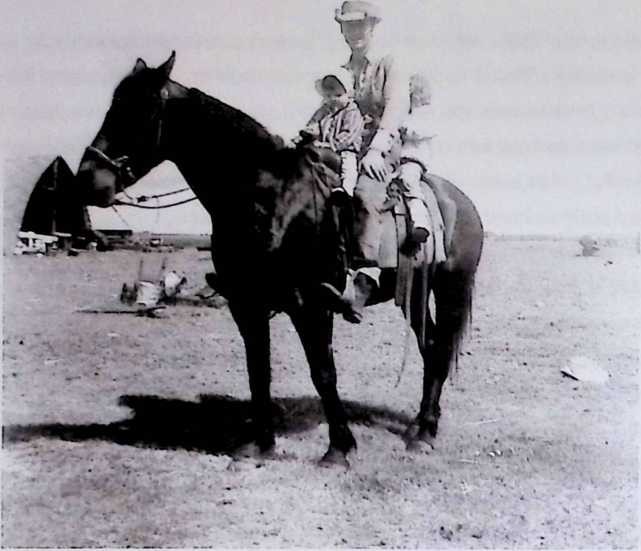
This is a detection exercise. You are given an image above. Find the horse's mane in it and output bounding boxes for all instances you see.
[187,87,285,154]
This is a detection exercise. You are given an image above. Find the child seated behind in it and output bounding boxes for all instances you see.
[301,68,364,196]
[399,71,449,261]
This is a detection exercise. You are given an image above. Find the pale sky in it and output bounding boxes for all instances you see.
[2,0,640,235]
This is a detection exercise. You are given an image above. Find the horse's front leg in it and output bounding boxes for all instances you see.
[227,300,275,456]
[290,303,356,467]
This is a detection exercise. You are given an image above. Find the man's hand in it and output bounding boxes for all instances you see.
[361,149,388,182]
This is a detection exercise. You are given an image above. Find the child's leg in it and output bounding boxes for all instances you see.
[339,151,358,196]
[400,162,432,243]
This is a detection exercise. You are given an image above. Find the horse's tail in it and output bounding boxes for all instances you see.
[431,175,482,375]
[452,270,476,373]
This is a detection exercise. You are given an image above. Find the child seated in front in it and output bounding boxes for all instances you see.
[300,68,364,197]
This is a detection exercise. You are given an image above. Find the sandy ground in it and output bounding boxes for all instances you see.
[2,238,639,548]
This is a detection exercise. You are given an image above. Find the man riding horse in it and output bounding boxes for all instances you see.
[322,1,438,324]
[75,4,482,464]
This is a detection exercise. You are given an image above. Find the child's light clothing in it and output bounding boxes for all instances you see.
[399,102,447,261]
[400,104,436,197]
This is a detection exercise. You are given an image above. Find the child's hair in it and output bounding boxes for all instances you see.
[315,67,354,98]
[410,72,431,108]
[320,75,347,96]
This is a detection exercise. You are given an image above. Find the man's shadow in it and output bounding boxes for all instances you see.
[4,395,413,455]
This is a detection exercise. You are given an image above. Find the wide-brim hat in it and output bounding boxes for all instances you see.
[335,1,382,23]
[315,67,355,96]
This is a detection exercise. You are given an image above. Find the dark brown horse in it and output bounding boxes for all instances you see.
[76,52,483,466]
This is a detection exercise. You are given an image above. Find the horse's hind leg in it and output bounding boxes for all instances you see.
[405,268,473,451]
[290,304,356,466]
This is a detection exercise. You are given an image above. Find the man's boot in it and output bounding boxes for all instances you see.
[320,268,378,324]
[342,269,377,323]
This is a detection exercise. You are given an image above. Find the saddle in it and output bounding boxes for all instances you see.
[378,177,453,264]
[308,147,456,305]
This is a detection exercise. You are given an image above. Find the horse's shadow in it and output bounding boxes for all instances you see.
[4,395,413,455]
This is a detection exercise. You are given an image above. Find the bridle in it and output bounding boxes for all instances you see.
[82,88,169,195]
[83,146,136,195]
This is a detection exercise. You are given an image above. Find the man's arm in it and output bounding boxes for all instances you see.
[369,54,410,152]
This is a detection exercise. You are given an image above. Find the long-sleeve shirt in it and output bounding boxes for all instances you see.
[342,42,409,154]
[305,100,364,153]
[400,104,436,171]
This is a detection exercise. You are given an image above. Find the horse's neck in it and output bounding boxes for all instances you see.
[163,89,277,212]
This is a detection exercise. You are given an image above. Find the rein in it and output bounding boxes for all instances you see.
[85,145,197,209]
[114,195,198,209]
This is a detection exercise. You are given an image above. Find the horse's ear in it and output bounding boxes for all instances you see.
[158,50,176,80]
[132,58,147,74]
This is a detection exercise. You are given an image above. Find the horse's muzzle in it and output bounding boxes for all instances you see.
[76,166,117,207]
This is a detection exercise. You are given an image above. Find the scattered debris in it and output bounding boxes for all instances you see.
[82,258,227,316]
[579,235,599,256]
[439,526,454,541]
[561,356,609,383]
[463,418,500,426]
[14,231,58,255]
[53,231,72,251]
[76,304,166,316]
[135,280,164,308]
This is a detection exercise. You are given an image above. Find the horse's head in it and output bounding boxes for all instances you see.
[77,52,177,207]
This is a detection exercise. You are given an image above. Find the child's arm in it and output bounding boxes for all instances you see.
[331,107,364,152]
[306,104,330,127]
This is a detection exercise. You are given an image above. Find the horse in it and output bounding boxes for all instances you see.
[76,52,483,466]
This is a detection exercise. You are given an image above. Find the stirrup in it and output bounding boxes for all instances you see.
[319,282,363,324]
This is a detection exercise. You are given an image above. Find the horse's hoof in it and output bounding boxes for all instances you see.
[403,423,420,443]
[232,441,275,460]
[319,447,350,469]
[405,427,436,453]
[405,437,435,453]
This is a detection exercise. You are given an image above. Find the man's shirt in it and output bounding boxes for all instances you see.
[342,42,409,152]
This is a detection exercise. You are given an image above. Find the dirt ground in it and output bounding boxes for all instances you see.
[2,238,639,548]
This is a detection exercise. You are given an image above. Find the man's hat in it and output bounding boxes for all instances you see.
[335,1,382,23]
